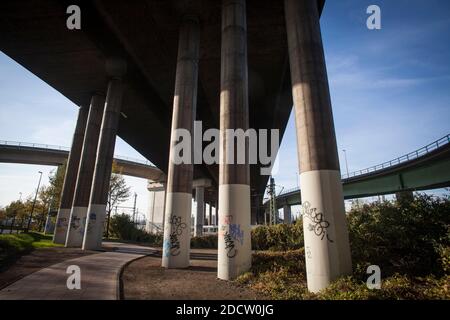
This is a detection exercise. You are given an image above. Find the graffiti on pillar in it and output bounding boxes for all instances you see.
[223,215,233,225]
[85,213,95,233]
[221,215,242,258]
[78,216,87,235]
[229,223,244,245]
[224,231,237,258]
[167,215,186,256]
[301,201,333,243]
[56,218,67,232]
[306,246,312,260]
[71,216,81,230]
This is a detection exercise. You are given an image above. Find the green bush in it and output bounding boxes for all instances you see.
[348,194,450,279]
[251,220,304,251]
[238,194,450,299]
[191,235,217,249]
[240,252,450,300]
[437,245,450,274]
[108,214,163,246]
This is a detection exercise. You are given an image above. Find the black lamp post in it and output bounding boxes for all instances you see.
[26,171,43,232]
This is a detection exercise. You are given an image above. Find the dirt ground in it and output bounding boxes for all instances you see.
[0,247,97,290]
[121,252,266,300]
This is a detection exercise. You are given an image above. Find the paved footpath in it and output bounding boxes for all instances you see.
[0,243,154,300]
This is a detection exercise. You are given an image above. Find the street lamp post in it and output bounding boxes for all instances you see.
[132,192,137,223]
[26,171,43,232]
[342,149,349,177]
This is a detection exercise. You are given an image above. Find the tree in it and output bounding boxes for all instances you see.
[39,162,66,209]
[3,199,28,230]
[0,207,6,222]
[105,162,131,237]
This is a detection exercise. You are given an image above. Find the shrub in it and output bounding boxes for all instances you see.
[348,194,450,279]
[190,235,217,249]
[108,214,163,246]
[239,194,450,300]
[251,220,304,251]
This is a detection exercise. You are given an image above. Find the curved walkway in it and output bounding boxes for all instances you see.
[0,243,153,300]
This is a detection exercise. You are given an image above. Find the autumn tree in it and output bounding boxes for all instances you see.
[105,162,131,237]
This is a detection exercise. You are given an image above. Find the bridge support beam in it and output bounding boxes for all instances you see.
[194,186,205,236]
[218,0,252,281]
[285,0,352,292]
[66,94,105,247]
[283,204,292,224]
[53,105,89,244]
[162,17,200,268]
[82,63,126,250]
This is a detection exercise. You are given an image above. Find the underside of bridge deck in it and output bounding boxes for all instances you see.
[0,0,324,202]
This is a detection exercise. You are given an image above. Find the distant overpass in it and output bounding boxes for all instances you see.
[272,134,450,208]
[0,140,165,181]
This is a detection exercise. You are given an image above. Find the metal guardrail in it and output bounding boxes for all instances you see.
[0,140,70,151]
[278,133,450,197]
[0,139,156,167]
[341,133,450,179]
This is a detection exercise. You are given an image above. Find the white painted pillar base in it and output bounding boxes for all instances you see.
[65,206,88,247]
[82,204,107,250]
[53,208,70,244]
[162,192,192,268]
[218,184,251,280]
[300,170,352,293]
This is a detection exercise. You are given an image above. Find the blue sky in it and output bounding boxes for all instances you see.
[1,0,450,218]
[273,0,450,204]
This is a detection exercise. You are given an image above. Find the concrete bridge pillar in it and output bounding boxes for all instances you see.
[283,204,292,224]
[53,105,89,244]
[218,0,252,281]
[147,181,166,234]
[44,212,56,235]
[82,60,126,250]
[284,0,352,292]
[162,17,200,268]
[194,186,205,236]
[213,199,218,226]
[396,190,414,204]
[65,94,105,247]
[209,202,212,226]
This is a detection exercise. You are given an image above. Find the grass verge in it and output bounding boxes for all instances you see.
[0,232,61,270]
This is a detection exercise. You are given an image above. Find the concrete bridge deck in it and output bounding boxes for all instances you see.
[272,134,450,208]
[0,140,165,181]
